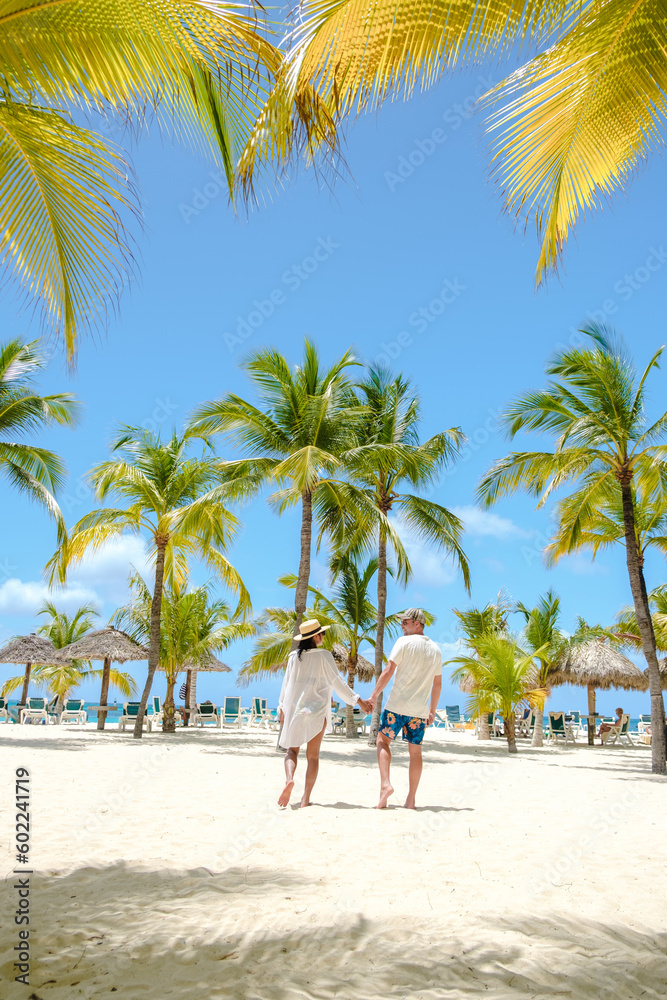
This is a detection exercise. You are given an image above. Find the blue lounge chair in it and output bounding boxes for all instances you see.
[60,699,88,725]
[548,711,576,744]
[192,702,221,727]
[118,702,152,732]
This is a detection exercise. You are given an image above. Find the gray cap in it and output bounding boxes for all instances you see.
[400,608,426,625]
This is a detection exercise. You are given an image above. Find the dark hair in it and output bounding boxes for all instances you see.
[297,636,318,659]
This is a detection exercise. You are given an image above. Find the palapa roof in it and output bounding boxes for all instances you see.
[0,634,71,665]
[331,643,375,683]
[160,653,231,674]
[58,627,148,663]
[550,639,648,691]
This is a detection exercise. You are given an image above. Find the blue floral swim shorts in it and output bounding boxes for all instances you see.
[379,709,427,745]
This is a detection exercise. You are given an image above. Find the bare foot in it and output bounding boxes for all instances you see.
[377,783,394,809]
[404,798,416,810]
[300,798,311,808]
[278,780,294,807]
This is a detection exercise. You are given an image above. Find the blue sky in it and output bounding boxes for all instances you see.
[2,65,666,716]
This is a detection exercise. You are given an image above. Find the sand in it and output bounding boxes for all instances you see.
[1,724,666,999]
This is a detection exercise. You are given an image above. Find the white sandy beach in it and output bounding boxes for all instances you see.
[1,725,666,999]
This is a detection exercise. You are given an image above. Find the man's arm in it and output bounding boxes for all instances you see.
[369,661,397,705]
[428,675,442,726]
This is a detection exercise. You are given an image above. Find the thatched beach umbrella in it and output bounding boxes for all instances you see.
[58,628,148,730]
[550,639,648,744]
[0,634,71,706]
[331,643,375,683]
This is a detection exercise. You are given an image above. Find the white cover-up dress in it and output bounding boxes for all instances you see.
[277,647,360,749]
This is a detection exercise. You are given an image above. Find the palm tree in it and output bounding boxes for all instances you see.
[0,338,79,533]
[189,341,364,642]
[324,368,470,742]
[1,601,134,708]
[46,425,250,738]
[242,3,660,283]
[449,634,545,753]
[478,326,667,773]
[617,586,667,655]
[514,590,569,747]
[450,595,511,740]
[112,574,253,732]
[0,1,324,358]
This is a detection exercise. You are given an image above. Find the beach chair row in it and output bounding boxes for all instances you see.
[0,696,87,725]
[118,696,280,731]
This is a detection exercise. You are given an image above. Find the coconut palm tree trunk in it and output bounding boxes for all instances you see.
[345,658,357,739]
[133,537,167,739]
[163,672,177,733]
[531,706,545,747]
[97,656,111,731]
[369,527,387,745]
[619,478,666,773]
[477,713,491,740]
[587,684,596,746]
[504,714,518,753]
[20,663,31,708]
[292,490,313,648]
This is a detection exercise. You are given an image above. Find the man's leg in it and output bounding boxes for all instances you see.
[377,732,394,808]
[405,742,423,809]
[301,722,327,807]
[278,747,299,806]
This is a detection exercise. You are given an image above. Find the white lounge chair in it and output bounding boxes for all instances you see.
[60,699,88,725]
[21,698,49,725]
[516,708,534,738]
[444,705,466,731]
[638,714,651,734]
[220,697,248,729]
[602,713,634,746]
[547,711,576,744]
[151,696,181,728]
[191,702,221,727]
[118,702,152,732]
[0,697,10,723]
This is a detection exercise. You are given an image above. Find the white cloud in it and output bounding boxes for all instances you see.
[0,578,99,616]
[438,640,464,658]
[69,535,152,602]
[452,505,531,541]
[400,530,458,588]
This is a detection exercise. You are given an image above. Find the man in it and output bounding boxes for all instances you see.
[368,608,442,809]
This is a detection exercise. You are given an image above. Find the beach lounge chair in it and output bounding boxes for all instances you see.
[220,697,248,729]
[191,702,221,727]
[602,713,634,746]
[444,705,466,732]
[60,699,88,725]
[565,710,583,738]
[0,697,10,723]
[247,697,268,727]
[638,714,652,734]
[151,696,181,728]
[21,698,49,725]
[118,702,152,732]
[547,711,576,744]
[516,709,533,738]
[475,712,496,737]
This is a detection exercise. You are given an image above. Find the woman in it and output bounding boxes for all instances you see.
[277,619,371,807]
[598,707,623,743]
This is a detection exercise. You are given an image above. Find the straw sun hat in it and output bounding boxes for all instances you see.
[294,619,330,642]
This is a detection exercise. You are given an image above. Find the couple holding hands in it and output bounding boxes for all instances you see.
[277,608,442,809]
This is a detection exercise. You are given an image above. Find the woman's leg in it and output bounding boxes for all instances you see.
[301,721,327,807]
[278,747,299,806]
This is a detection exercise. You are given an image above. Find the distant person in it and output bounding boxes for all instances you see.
[368,608,442,809]
[277,619,371,808]
[598,707,623,743]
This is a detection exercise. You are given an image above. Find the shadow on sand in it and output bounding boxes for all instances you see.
[1,864,665,999]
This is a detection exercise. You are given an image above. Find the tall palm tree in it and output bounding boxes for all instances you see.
[329,368,470,742]
[478,326,667,774]
[617,586,667,655]
[449,634,545,753]
[514,590,569,747]
[112,574,253,732]
[0,1,328,358]
[1,601,134,708]
[0,338,79,533]
[46,425,250,738]
[242,2,661,283]
[189,341,364,642]
[450,595,511,740]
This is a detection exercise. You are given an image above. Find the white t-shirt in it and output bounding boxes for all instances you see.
[385,634,442,718]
